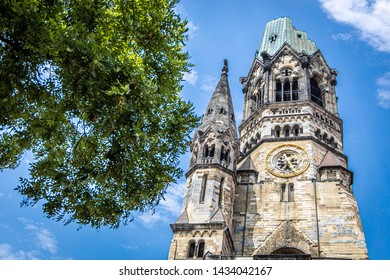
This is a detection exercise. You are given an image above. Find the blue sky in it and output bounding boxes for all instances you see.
[1,0,390,260]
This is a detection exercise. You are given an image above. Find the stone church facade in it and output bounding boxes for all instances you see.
[168,17,368,260]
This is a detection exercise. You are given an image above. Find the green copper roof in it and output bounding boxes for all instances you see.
[258,17,317,58]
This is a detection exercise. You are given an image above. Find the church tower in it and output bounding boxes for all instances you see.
[168,60,239,259]
[168,17,368,260]
[235,17,367,259]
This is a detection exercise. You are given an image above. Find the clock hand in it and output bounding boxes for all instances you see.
[284,154,297,172]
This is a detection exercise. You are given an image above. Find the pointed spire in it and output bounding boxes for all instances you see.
[199,59,237,139]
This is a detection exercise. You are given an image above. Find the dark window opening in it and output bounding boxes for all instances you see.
[197,241,205,258]
[293,125,300,137]
[283,82,291,101]
[199,174,207,203]
[269,33,277,42]
[218,178,224,207]
[284,126,290,137]
[310,79,323,107]
[275,126,281,138]
[204,144,215,158]
[220,147,229,163]
[292,80,299,100]
[188,241,196,258]
[276,81,282,102]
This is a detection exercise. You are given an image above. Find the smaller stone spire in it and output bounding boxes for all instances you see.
[199,59,237,139]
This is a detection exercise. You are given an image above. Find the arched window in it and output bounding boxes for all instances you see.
[204,144,215,158]
[197,241,205,258]
[323,133,328,144]
[293,125,300,137]
[310,78,323,107]
[283,125,290,137]
[188,241,196,258]
[274,126,281,138]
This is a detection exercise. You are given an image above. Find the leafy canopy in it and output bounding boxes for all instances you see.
[0,0,198,228]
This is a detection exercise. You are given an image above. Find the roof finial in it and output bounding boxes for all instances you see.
[222,59,228,74]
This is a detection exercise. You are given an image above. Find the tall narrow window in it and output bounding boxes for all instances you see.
[283,81,291,101]
[284,126,290,137]
[275,126,281,138]
[276,81,282,102]
[288,183,294,202]
[292,80,299,100]
[310,78,323,107]
[281,184,287,202]
[197,241,205,258]
[188,241,196,258]
[281,183,294,202]
[218,178,224,207]
[293,125,300,137]
[258,90,264,107]
[199,174,207,203]
[220,146,229,163]
[204,144,215,158]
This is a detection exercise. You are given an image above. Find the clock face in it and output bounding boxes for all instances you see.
[265,144,310,178]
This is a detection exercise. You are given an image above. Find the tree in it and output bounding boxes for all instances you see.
[0,0,198,228]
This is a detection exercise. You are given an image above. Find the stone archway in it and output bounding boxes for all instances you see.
[253,247,311,260]
[252,221,319,258]
[271,247,305,255]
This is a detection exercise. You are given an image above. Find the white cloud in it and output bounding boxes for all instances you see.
[138,212,164,228]
[19,218,58,255]
[0,243,38,260]
[332,32,354,41]
[159,183,185,216]
[137,182,185,227]
[377,72,390,108]
[174,3,199,39]
[201,75,218,93]
[183,69,198,85]
[319,0,390,52]
[24,224,58,254]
